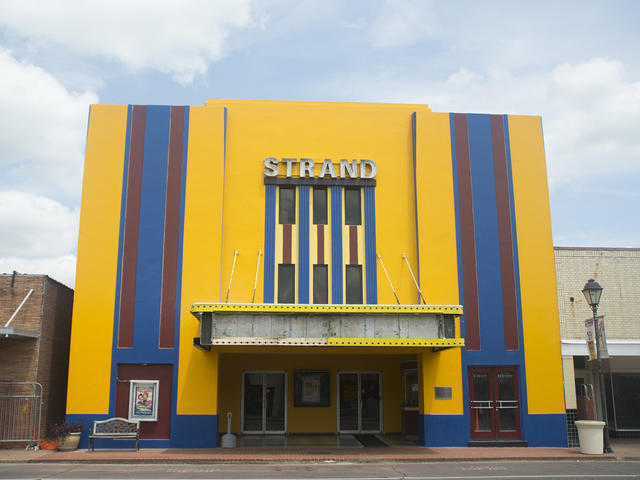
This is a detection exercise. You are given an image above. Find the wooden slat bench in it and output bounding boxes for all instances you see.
[88,417,140,451]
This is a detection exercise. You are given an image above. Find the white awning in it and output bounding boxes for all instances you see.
[561,338,640,356]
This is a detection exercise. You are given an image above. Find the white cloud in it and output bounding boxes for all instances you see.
[0,0,258,84]
[544,58,640,189]
[0,191,78,288]
[369,0,436,48]
[0,256,77,290]
[0,49,97,200]
[0,191,79,258]
[313,58,640,193]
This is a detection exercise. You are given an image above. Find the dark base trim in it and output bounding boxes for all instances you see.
[468,440,528,447]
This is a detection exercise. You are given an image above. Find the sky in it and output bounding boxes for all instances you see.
[0,0,638,289]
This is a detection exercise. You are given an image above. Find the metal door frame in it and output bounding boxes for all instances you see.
[468,366,521,440]
[336,371,383,434]
[241,371,287,435]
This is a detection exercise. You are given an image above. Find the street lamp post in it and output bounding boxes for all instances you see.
[582,278,613,453]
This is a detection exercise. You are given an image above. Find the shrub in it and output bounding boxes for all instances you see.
[49,421,84,438]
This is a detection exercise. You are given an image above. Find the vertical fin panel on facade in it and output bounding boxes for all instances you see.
[177,105,225,414]
[331,186,343,303]
[219,105,269,304]
[118,105,146,348]
[452,114,480,350]
[507,115,565,414]
[414,111,462,415]
[415,111,460,306]
[159,106,186,348]
[490,115,519,351]
[467,114,505,355]
[502,114,525,357]
[67,105,128,413]
[173,107,190,351]
[132,106,171,351]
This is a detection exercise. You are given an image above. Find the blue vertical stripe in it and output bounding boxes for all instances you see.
[364,186,377,304]
[298,186,310,303]
[467,114,504,355]
[411,112,421,286]
[451,114,529,447]
[132,106,171,351]
[109,105,178,417]
[331,186,343,304]
[263,185,276,303]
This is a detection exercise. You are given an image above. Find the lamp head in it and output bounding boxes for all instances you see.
[582,278,603,308]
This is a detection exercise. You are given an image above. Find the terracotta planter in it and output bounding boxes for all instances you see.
[57,432,81,451]
[40,438,58,450]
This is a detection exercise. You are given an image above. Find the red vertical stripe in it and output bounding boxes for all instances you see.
[118,105,146,348]
[159,106,184,349]
[349,225,358,265]
[317,224,324,264]
[491,115,519,350]
[283,224,292,264]
[455,114,481,351]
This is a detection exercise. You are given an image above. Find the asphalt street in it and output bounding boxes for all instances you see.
[0,460,639,480]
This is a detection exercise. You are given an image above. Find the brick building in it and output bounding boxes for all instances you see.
[0,273,74,440]
[555,247,640,438]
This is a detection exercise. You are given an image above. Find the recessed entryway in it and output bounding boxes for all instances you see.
[469,366,521,441]
[337,371,382,433]
[242,371,287,434]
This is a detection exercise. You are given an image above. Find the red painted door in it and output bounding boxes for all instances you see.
[115,364,172,439]
[469,367,520,440]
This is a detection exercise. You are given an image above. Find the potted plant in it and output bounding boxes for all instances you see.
[49,421,84,451]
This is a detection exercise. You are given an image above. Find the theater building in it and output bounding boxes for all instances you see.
[66,99,566,447]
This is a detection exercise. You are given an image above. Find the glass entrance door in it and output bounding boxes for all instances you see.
[242,372,286,434]
[338,372,381,433]
[469,367,521,440]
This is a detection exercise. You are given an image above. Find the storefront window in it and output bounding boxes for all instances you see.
[612,373,640,430]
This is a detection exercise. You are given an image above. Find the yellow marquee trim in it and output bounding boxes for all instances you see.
[200,337,464,347]
[191,302,463,315]
[328,338,465,347]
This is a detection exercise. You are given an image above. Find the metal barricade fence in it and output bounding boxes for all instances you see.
[0,382,42,450]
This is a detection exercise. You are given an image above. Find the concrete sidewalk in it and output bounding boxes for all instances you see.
[3,441,639,464]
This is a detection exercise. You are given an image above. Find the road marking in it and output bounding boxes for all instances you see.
[142,476,639,480]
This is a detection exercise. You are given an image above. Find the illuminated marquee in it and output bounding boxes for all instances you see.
[264,157,377,179]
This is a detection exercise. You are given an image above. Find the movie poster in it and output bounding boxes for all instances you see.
[128,380,159,421]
